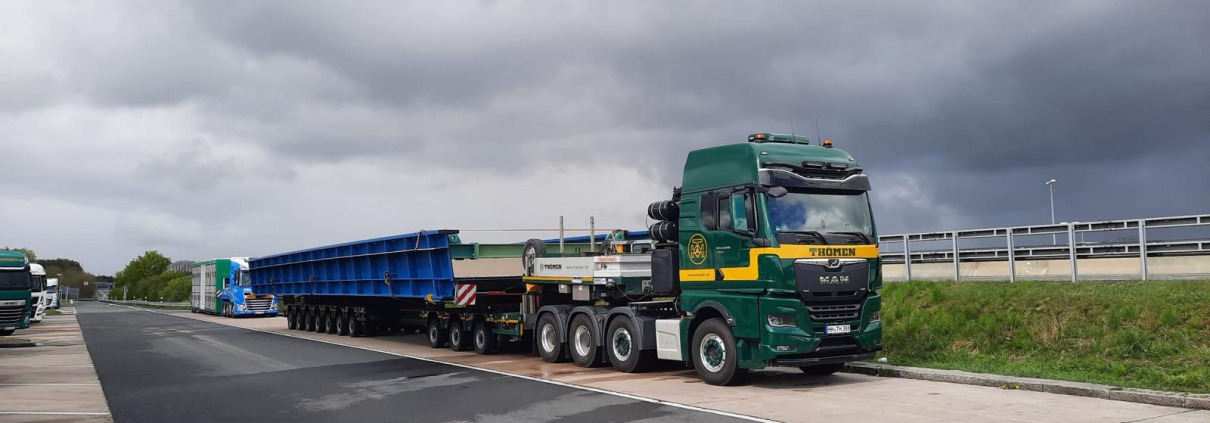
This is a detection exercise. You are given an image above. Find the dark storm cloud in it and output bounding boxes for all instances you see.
[3,0,1209,274]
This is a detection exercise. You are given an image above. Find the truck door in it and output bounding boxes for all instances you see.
[710,190,756,280]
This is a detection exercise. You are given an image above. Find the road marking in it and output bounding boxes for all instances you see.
[0,412,110,415]
[108,303,778,423]
[0,383,101,386]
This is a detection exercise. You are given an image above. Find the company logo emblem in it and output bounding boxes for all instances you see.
[826,259,841,269]
[687,234,708,265]
[809,247,858,257]
[819,275,850,285]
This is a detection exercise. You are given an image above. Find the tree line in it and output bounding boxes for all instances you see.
[113,251,191,302]
[1,247,98,298]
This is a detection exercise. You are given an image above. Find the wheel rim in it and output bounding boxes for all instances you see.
[574,325,592,357]
[451,328,461,346]
[540,323,556,353]
[475,328,486,349]
[612,328,632,362]
[699,333,726,373]
[429,324,440,344]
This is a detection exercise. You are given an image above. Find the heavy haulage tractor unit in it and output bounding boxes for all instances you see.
[251,133,882,385]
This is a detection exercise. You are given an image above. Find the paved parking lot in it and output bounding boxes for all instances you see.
[0,306,112,423]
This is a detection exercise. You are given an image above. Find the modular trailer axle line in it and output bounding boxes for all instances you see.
[251,133,883,385]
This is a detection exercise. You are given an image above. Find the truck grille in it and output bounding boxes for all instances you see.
[244,299,273,312]
[794,259,868,322]
[0,305,25,325]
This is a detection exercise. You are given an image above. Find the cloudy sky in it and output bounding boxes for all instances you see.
[2,1,1208,274]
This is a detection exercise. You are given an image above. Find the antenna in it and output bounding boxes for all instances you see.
[815,118,822,146]
[790,121,797,144]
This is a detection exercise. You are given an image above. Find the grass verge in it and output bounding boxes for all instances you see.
[878,280,1210,394]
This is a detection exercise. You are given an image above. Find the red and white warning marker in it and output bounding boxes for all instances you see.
[455,283,477,306]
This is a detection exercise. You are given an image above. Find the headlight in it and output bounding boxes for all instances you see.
[870,311,881,323]
[237,304,248,311]
[766,314,797,327]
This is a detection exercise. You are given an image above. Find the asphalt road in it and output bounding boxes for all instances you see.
[75,302,742,423]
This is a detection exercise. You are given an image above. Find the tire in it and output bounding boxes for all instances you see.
[0,329,14,336]
[287,308,299,330]
[568,314,604,367]
[427,319,448,348]
[325,310,338,334]
[314,309,326,333]
[607,316,655,373]
[449,321,471,351]
[350,316,365,337]
[336,311,350,336]
[691,318,748,386]
[305,308,318,332]
[800,363,845,376]
[522,239,547,276]
[536,313,567,363]
[473,322,497,355]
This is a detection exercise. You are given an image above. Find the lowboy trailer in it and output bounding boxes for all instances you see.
[251,133,883,385]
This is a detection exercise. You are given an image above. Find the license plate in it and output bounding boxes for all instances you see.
[825,324,851,335]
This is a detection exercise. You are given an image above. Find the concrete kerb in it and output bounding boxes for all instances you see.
[845,362,1210,410]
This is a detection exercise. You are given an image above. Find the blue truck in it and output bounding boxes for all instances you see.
[251,133,882,385]
[192,257,278,317]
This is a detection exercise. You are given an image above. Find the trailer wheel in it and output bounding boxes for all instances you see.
[473,322,496,355]
[350,317,365,337]
[287,308,298,330]
[336,311,349,336]
[569,314,604,367]
[799,363,845,376]
[607,316,655,373]
[427,319,448,348]
[691,318,748,386]
[305,307,318,332]
[325,310,338,334]
[536,313,567,363]
[449,322,471,351]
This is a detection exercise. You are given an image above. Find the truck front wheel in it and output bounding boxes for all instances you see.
[691,318,748,386]
[607,316,654,373]
[536,313,567,363]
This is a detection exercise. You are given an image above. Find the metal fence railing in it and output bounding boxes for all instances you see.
[878,214,1210,282]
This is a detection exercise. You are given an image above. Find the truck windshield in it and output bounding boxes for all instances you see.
[0,269,32,291]
[31,275,45,292]
[767,189,874,244]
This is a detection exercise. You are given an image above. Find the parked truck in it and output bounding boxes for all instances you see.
[192,258,278,317]
[0,251,34,336]
[251,133,881,385]
[45,277,59,309]
[28,263,47,323]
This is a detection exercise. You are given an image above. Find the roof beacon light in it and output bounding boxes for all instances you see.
[822,139,833,148]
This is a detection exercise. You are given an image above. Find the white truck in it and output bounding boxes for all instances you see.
[28,264,47,323]
[45,277,60,310]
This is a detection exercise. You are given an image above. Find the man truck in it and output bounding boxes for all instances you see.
[192,258,279,317]
[0,251,34,336]
[251,133,881,385]
[28,263,47,323]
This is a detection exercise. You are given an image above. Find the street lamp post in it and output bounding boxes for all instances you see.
[1046,179,1057,245]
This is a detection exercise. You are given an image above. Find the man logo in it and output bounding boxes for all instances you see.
[688,234,708,265]
[819,275,850,285]
[826,259,841,269]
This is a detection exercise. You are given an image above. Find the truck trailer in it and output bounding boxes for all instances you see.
[251,133,882,385]
[0,251,34,336]
[191,258,278,317]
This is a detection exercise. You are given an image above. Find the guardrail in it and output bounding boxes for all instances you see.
[878,214,1210,282]
[102,300,190,308]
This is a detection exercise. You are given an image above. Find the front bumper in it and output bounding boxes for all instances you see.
[773,351,877,367]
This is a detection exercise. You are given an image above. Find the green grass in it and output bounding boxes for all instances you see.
[44,309,62,316]
[879,280,1210,393]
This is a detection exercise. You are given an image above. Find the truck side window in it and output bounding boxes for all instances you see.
[730,194,751,232]
[718,196,732,230]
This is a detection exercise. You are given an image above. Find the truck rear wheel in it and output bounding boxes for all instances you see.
[607,316,654,373]
[800,363,845,376]
[691,318,748,386]
[449,322,471,351]
[473,322,496,355]
[536,313,567,363]
[427,319,448,348]
[569,314,604,367]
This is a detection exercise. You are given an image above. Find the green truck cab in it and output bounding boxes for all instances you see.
[664,133,881,384]
[0,251,34,336]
